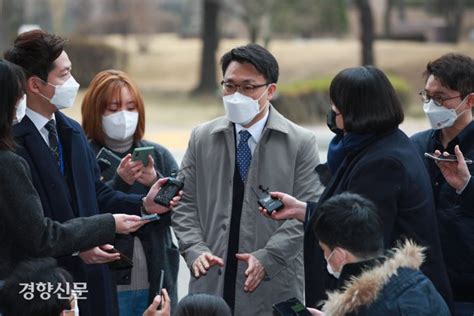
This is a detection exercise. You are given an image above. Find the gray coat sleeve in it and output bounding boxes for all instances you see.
[171,128,212,268]
[0,153,116,258]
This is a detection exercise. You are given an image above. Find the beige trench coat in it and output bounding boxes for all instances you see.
[172,107,323,315]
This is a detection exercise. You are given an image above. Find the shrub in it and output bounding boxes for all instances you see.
[66,37,128,87]
[273,74,410,124]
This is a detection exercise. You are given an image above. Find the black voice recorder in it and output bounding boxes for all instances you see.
[253,185,284,215]
[154,177,184,207]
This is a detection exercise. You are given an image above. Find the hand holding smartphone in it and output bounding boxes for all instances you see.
[424,152,473,164]
[156,269,165,310]
[140,214,160,222]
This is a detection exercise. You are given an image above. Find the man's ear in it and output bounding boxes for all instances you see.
[27,76,43,94]
[466,92,474,109]
[267,83,277,101]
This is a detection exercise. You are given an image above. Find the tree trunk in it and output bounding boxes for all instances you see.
[383,0,394,38]
[397,0,406,21]
[443,0,464,43]
[193,0,220,95]
[0,0,25,52]
[355,0,375,66]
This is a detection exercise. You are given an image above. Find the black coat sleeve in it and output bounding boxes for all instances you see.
[0,153,116,258]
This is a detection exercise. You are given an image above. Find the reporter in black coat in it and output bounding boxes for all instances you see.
[261,66,453,310]
[0,60,144,281]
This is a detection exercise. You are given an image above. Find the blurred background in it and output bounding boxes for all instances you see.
[2,0,473,298]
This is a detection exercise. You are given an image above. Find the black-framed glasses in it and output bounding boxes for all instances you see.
[419,90,460,107]
[220,80,268,95]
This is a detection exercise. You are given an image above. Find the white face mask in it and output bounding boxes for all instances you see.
[222,88,268,125]
[423,96,467,130]
[39,76,80,110]
[102,110,139,141]
[13,94,27,125]
[325,249,341,279]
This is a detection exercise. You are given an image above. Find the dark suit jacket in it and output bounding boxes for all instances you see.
[0,150,115,279]
[12,111,143,316]
[304,129,453,310]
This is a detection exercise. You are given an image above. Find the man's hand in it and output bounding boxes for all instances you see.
[235,253,266,292]
[143,288,171,316]
[79,244,119,264]
[143,178,183,214]
[137,155,159,187]
[192,252,224,278]
[113,214,147,234]
[259,192,307,222]
[435,145,471,191]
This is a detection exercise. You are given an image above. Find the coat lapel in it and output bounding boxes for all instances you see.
[13,116,75,222]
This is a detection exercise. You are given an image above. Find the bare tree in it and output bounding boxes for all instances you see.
[0,0,25,51]
[354,0,375,66]
[193,0,220,95]
[440,0,464,43]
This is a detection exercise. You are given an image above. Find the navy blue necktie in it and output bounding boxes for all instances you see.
[45,120,61,170]
[236,130,252,182]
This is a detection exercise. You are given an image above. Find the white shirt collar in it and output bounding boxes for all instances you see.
[235,107,270,144]
[26,107,56,131]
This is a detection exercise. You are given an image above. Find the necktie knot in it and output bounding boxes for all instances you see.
[239,130,251,143]
[45,120,57,136]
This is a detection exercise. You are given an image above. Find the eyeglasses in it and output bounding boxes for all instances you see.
[221,81,268,95]
[419,90,460,107]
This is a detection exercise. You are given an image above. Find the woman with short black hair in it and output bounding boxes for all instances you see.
[261,66,453,310]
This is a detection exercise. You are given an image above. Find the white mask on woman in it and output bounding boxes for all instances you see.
[102,110,139,141]
[222,88,268,125]
[13,94,27,125]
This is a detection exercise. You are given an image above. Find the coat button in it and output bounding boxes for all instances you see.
[218,269,222,276]
[435,182,439,186]
[222,224,227,231]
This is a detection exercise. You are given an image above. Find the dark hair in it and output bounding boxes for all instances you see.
[4,30,66,81]
[175,293,232,316]
[0,258,73,316]
[312,192,384,258]
[329,66,404,134]
[220,44,279,83]
[0,60,25,150]
[424,53,474,99]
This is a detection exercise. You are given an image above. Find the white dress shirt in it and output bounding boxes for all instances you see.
[235,107,270,154]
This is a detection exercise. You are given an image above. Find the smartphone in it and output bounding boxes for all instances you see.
[140,214,160,222]
[132,146,155,166]
[96,147,121,166]
[156,269,165,309]
[104,247,133,270]
[273,297,312,316]
[424,152,473,164]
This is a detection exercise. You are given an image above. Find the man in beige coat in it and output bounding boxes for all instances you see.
[172,44,322,315]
